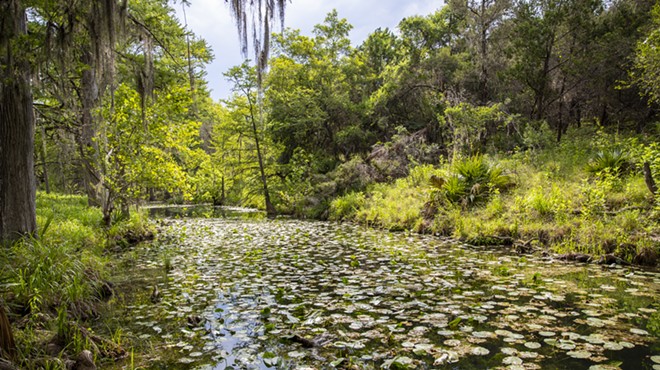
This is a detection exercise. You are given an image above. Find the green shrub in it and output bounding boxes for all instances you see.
[522,120,555,150]
[407,164,440,187]
[525,185,571,220]
[433,156,512,206]
[586,148,630,177]
[329,192,366,221]
[332,156,379,193]
[107,209,155,248]
[355,180,427,231]
[579,180,607,219]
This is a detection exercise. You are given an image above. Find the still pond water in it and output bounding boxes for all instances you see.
[114,205,659,369]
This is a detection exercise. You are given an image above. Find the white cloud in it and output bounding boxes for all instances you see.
[174,0,443,101]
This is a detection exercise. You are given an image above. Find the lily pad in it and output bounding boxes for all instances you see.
[433,351,459,365]
[556,341,576,350]
[603,342,624,351]
[288,351,306,359]
[471,346,490,356]
[503,356,523,365]
[629,328,649,336]
[519,351,539,359]
[524,342,542,349]
[501,347,518,355]
[567,350,592,359]
[382,356,414,369]
[472,331,495,339]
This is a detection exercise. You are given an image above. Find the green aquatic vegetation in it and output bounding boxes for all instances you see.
[162,252,172,272]
[646,310,660,337]
[492,265,511,277]
[104,212,660,369]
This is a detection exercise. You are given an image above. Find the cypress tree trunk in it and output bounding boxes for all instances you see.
[250,111,276,217]
[79,49,103,208]
[0,0,37,244]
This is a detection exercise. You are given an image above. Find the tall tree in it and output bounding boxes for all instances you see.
[0,0,36,243]
[225,0,287,216]
[631,2,660,105]
[450,0,512,103]
[225,63,276,215]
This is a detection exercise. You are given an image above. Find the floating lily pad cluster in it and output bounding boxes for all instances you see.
[118,212,659,369]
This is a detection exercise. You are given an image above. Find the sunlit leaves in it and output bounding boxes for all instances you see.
[99,83,202,203]
[632,3,660,105]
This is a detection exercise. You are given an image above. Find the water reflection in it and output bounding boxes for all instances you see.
[146,204,266,219]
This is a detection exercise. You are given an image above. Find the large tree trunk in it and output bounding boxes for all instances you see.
[0,0,37,244]
[246,89,276,217]
[78,49,103,208]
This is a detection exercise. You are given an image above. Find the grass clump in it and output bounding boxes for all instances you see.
[355,181,426,231]
[329,192,365,221]
[332,165,440,231]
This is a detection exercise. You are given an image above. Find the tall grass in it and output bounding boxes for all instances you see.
[0,192,155,367]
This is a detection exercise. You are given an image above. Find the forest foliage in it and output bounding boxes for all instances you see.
[20,0,656,221]
[19,0,659,262]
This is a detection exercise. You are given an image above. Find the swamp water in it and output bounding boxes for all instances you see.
[114,206,659,369]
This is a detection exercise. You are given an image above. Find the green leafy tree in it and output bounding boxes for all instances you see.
[368,8,463,145]
[268,11,365,163]
[448,0,512,103]
[225,63,276,215]
[632,3,660,106]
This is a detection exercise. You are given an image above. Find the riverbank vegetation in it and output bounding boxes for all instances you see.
[9,0,656,218]
[329,126,660,264]
[0,193,153,368]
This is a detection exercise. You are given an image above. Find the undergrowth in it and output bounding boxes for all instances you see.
[329,126,660,265]
[0,192,155,369]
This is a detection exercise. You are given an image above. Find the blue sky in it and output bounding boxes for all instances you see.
[174,0,441,101]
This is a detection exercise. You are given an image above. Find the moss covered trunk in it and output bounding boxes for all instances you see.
[0,0,37,243]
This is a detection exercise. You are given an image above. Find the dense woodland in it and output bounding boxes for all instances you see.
[1,0,660,368]
[1,0,658,227]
